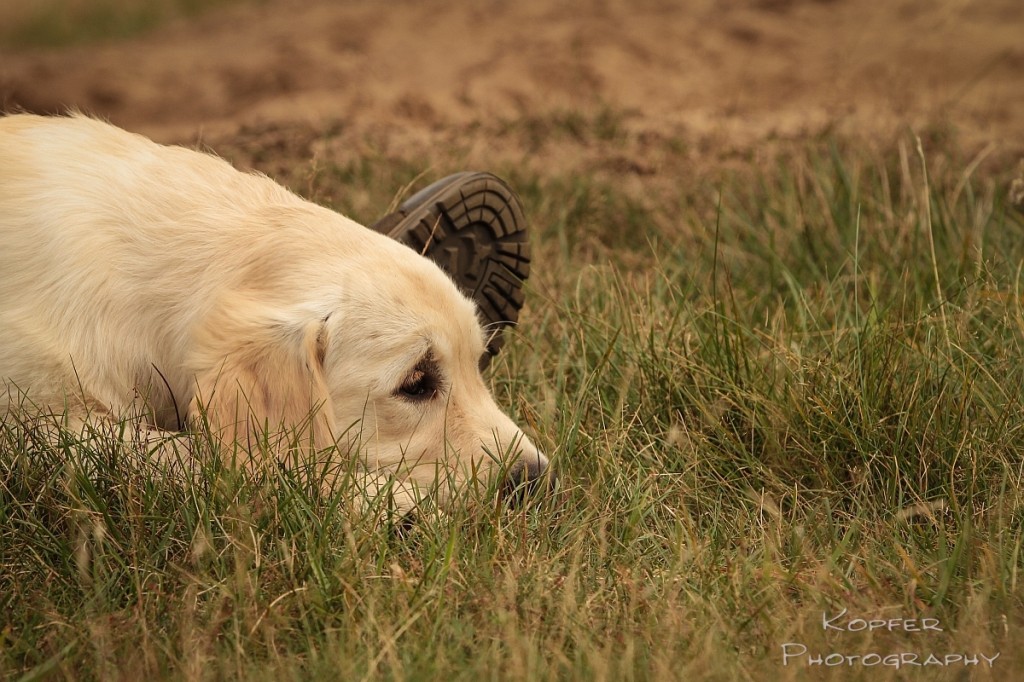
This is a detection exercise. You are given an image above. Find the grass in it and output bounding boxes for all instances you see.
[0,0,257,49]
[3,129,1024,681]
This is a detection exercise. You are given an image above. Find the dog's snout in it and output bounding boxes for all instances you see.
[503,452,554,500]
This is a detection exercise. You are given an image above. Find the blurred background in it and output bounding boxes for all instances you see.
[1,0,1020,174]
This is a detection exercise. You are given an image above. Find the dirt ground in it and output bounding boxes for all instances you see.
[1,0,1022,176]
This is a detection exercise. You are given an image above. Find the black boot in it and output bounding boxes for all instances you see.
[370,172,530,368]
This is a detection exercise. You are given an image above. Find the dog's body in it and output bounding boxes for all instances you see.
[0,114,547,507]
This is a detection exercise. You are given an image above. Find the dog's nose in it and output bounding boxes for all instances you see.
[502,452,555,500]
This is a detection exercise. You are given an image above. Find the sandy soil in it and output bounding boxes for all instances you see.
[1,0,1021,172]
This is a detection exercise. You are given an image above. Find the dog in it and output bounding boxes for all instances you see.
[0,113,549,509]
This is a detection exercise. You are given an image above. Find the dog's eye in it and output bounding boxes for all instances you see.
[398,366,438,400]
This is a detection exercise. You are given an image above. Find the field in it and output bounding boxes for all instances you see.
[2,1,1024,680]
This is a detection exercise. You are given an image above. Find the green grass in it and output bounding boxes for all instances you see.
[0,0,256,49]
[3,131,1024,680]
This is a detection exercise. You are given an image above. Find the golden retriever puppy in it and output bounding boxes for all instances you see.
[0,113,549,509]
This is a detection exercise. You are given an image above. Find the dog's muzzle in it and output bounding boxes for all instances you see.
[502,452,555,501]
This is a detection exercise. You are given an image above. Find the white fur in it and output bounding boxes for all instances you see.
[0,113,546,508]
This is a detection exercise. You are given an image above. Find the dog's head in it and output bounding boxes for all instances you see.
[192,210,550,511]
[322,237,551,509]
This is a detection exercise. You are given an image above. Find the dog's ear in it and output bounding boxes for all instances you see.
[190,312,334,463]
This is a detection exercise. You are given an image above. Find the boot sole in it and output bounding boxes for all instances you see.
[374,172,530,363]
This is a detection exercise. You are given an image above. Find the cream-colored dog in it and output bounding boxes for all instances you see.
[0,113,549,508]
